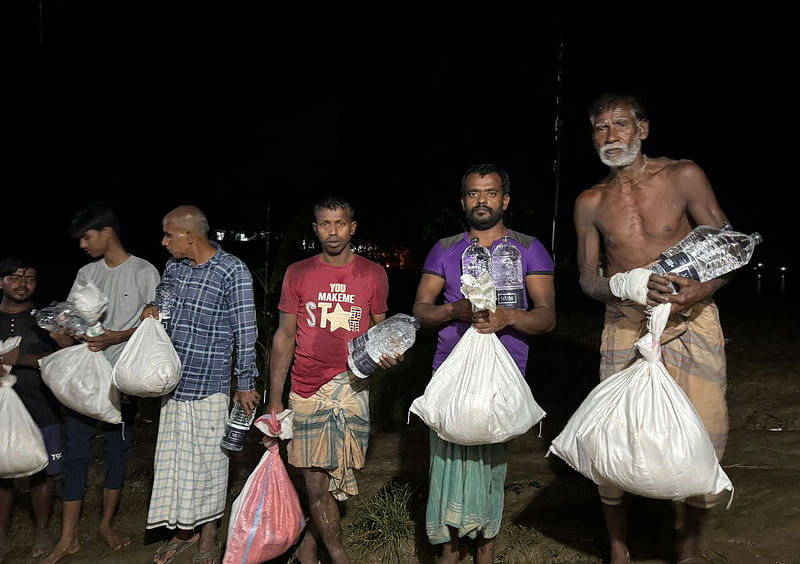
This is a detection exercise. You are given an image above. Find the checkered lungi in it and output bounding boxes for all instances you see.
[288,371,370,501]
[146,393,229,530]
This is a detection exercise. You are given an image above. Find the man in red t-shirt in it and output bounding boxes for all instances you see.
[268,196,402,564]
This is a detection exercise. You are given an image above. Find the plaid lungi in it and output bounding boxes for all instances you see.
[598,301,728,509]
[146,393,229,530]
[288,371,369,501]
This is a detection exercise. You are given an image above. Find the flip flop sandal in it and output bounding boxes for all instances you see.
[151,538,197,564]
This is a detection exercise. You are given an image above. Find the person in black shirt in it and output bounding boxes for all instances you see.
[0,256,69,559]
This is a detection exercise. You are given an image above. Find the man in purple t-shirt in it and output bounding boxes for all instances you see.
[413,164,556,564]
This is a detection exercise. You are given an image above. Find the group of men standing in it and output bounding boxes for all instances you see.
[0,91,733,564]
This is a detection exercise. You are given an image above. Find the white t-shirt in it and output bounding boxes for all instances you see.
[70,255,161,365]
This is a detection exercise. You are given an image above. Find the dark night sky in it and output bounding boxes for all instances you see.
[6,6,792,300]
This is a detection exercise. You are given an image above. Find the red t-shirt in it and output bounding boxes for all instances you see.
[278,254,389,397]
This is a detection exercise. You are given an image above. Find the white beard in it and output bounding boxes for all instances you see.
[599,136,641,167]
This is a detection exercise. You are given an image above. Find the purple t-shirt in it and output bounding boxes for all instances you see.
[421,230,554,374]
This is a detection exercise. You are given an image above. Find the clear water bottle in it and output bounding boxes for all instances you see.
[461,237,491,279]
[347,313,420,379]
[658,223,730,256]
[492,236,524,309]
[31,302,100,336]
[649,224,763,289]
[153,277,177,321]
[220,401,256,451]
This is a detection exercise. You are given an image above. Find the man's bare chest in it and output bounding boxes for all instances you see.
[598,184,688,238]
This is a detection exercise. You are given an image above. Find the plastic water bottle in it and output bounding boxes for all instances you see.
[31,302,102,336]
[461,237,491,279]
[492,236,524,309]
[655,223,725,256]
[153,278,177,321]
[649,224,763,289]
[347,313,420,379]
[220,402,256,451]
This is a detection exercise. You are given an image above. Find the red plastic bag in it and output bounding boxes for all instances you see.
[223,412,305,564]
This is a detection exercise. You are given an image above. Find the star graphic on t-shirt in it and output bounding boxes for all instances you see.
[327,303,352,332]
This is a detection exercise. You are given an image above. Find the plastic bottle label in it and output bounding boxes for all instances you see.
[653,252,700,281]
[221,425,248,451]
[349,332,369,351]
[496,288,524,309]
[350,345,379,376]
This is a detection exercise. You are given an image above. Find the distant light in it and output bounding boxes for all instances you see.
[215,230,226,241]
[236,232,249,242]
[779,266,788,272]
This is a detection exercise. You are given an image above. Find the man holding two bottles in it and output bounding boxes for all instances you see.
[412,164,556,563]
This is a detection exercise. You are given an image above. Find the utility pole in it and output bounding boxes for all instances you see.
[551,31,565,264]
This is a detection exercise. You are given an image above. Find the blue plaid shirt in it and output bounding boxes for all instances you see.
[163,243,259,401]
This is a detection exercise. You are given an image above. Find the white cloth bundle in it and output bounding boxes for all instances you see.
[609,267,653,306]
[1,370,49,478]
[0,336,22,358]
[112,316,181,397]
[39,343,121,424]
[548,303,733,503]
[67,280,109,325]
[408,272,546,445]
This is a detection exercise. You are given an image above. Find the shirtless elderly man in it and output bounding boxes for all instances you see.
[573,92,731,564]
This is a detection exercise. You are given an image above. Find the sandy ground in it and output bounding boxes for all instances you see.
[2,283,798,564]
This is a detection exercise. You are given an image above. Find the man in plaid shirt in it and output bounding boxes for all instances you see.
[143,205,261,564]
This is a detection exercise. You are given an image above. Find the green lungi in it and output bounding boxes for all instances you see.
[425,429,509,544]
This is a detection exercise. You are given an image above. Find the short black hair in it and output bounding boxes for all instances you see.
[460,164,510,196]
[68,201,121,239]
[588,92,648,123]
[0,255,38,277]
[314,196,355,222]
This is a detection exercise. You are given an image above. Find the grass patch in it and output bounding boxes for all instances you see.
[495,520,546,564]
[345,480,416,563]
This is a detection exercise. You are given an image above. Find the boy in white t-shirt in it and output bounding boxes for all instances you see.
[42,201,160,564]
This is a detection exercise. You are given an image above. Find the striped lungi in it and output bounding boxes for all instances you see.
[288,371,369,501]
[425,429,508,545]
[146,393,229,530]
[598,301,728,509]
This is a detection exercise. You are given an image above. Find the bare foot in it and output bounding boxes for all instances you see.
[38,536,80,564]
[99,523,131,551]
[31,528,54,558]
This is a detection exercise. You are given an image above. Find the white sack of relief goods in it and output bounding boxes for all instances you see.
[547,303,733,503]
[409,272,546,445]
[0,373,49,478]
[0,367,49,479]
[39,343,121,424]
[112,316,181,397]
[1,338,49,478]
